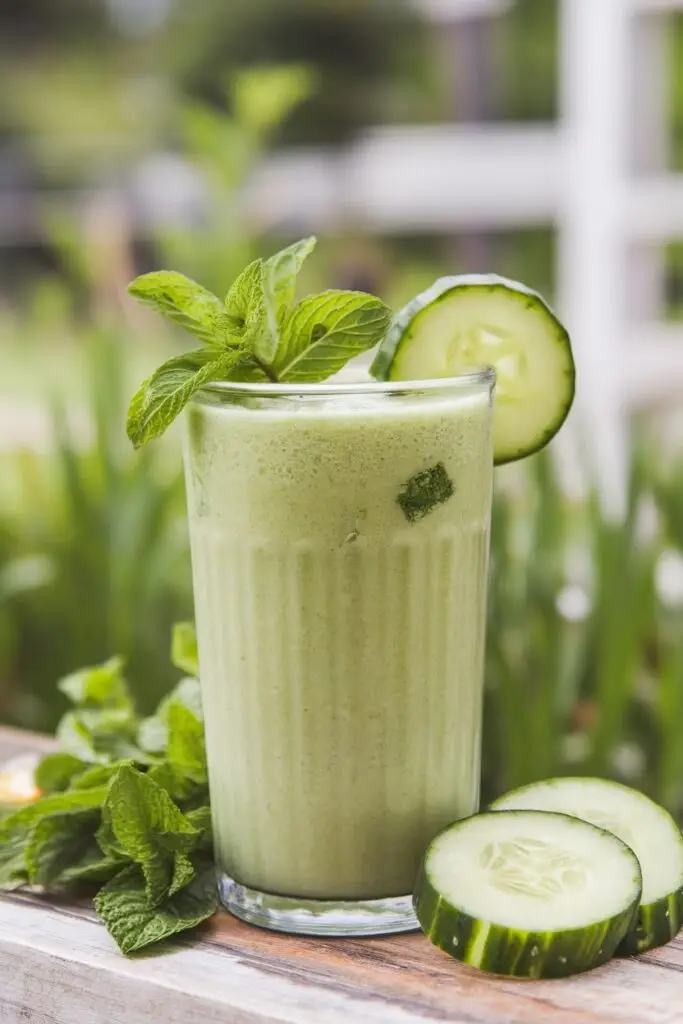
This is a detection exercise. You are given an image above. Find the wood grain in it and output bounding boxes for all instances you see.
[2,727,683,1024]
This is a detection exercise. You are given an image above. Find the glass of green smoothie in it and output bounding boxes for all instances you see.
[126,241,575,937]
[183,371,494,935]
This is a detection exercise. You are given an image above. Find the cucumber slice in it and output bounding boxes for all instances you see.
[371,275,575,465]
[491,778,683,955]
[413,810,641,978]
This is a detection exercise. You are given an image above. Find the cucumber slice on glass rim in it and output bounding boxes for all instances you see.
[490,777,683,955]
[371,275,575,466]
[413,810,641,978]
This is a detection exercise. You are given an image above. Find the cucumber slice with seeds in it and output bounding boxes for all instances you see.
[371,275,575,465]
[491,777,683,955]
[413,810,641,978]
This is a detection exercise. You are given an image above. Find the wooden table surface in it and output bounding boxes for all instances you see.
[1,726,682,1024]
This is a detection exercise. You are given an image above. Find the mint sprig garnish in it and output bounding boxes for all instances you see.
[126,237,392,446]
[0,623,217,955]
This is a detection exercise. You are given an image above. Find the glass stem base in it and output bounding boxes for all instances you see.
[218,872,420,937]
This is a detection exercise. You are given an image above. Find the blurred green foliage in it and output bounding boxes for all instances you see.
[483,450,683,822]
[0,333,191,730]
[3,2,683,827]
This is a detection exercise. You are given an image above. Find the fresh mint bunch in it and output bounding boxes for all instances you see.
[0,623,216,955]
[126,237,392,446]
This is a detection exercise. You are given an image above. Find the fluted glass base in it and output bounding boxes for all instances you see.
[218,872,420,937]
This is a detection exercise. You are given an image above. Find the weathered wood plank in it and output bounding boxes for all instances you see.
[2,727,683,1024]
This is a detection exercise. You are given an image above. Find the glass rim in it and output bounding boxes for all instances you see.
[197,366,495,401]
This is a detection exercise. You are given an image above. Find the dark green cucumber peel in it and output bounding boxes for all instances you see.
[490,777,683,957]
[371,274,576,466]
[617,889,683,957]
[414,860,636,978]
[413,811,642,979]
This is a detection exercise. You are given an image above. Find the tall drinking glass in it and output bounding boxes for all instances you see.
[183,371,495,936]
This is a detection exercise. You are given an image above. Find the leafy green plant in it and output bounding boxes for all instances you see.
[0,625,215,955]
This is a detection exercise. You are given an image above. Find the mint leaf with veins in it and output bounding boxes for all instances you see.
[223,240,317,365]
[25,808,100,886]
[62,848,128,886]
[260,236,317,361]
[397,463,455,524]
[225,258,264,327]
[274,290,391,382]
[128,271,230,348]
[94,861,217,956]
[263,236,316,315]
[0,784,109,888]
[126,347,244,448]
[104,765,200,906]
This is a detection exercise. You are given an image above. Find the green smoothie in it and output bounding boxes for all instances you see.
[183,376,493,901]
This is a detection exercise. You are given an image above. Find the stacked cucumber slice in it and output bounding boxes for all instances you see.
[491,778,683,957]
[414,778,683,978]
[371,275,576,465]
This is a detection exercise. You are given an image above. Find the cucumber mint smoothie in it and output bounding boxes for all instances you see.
[183,373,494,929]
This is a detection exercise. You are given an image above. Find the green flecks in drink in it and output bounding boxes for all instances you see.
[396,463,454,523]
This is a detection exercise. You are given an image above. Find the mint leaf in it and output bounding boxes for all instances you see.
[185,806,213,854]
[0,784,109,887]
[0,830,29,887]
[259,237,317,362]
[25,809,100,886]
[225,259,264,327]
[105,765,200,906]
[96,804,123,861]
[35,753,88,794]
[146,762,198,804]
[169,851,196,898]
[166,701,207,785]
[58,656,131,712]
[56,707,143,764]
[94,861,217,955]
[138,716,167,756]
[56,712,100,761]
[126,348,243,448]
[224,238,318,366]
[0,786,109,839]
[164,676,203,720]
[396,463,455,523]
[139,675,203,756]
[171,622,199,678]
[62,848,128,886]
[224,258,277,364]
[262,236,316,316]
[128,272,228,347]
[274,291,391,382]
[73,762,128,790]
